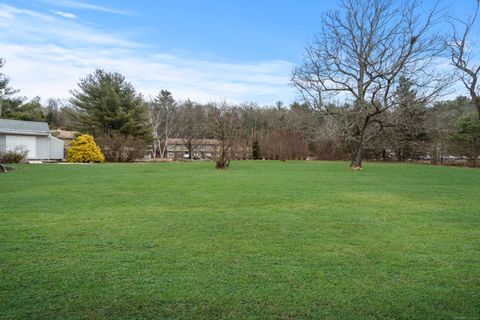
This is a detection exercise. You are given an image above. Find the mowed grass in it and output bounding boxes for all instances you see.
[0,161,479,319]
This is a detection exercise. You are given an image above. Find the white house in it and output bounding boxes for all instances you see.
[0,119,64,160]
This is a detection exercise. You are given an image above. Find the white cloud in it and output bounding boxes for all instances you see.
[0,4,139,48]
[0,4,54,21]
[2,43,294,104]
[39,0,131,15]
[0,4,296,105]
[52,10,77,19]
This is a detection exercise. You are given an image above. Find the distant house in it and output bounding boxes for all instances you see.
[0,119,64,160]
[166,138,220,160]
[165,138,251,160]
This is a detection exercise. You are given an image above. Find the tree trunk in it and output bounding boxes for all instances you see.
[475,97,480,121]
[381,149,387,161]
[152,142,157,159]
[350,143,363,169]
[216,153,228,169]
[349,128,364,169]
[187,142,193,160]
[158,141,165,158]
[215,160,226,169]
[215,144,230,169]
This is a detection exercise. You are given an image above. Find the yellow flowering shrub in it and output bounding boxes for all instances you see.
[66,134,105,163]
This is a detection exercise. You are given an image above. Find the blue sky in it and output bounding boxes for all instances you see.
[0,0,476,105]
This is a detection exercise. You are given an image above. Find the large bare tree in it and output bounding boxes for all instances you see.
[292,0,447,168]
[450,0,480,120]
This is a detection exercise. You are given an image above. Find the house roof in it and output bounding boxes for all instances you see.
[167,138,220,145]
[0,119,50,135]
[50,129,78,140]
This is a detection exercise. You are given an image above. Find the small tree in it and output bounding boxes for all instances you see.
[177,100,206,159]
[205,104,244,169]
[146,90,177,158]
[66,134,105,163]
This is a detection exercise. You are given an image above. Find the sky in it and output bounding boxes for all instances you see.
[0,0,477,105]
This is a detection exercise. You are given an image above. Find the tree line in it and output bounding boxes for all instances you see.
[0,0,479,168]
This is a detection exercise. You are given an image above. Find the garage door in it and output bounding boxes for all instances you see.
[6,135,37,159]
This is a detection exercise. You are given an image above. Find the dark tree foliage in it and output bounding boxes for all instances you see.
[0,58,19,100]
[1,96,47,122]
[70,69,150,140]
[387,77,430,161]
[0,58,36,121]
[450,115,480,166]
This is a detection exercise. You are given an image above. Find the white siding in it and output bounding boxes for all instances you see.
[1,134,63,160]
[48,136,64,160]
[36,136,49,159]
[0,135,5,153]
[6,135,37,159]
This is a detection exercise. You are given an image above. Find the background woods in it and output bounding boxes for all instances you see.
[1,0,479,168]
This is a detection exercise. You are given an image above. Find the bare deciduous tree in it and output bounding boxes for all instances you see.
[205,103,245,169]
[176,100,206,159]
[292,0,447,169]
[450,1,480,120]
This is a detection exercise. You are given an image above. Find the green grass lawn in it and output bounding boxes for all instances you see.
[0,161,479,319]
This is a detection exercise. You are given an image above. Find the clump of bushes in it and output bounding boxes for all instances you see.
[95,133,148,162]
[0,147,28,163]
[66,134,105,163]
